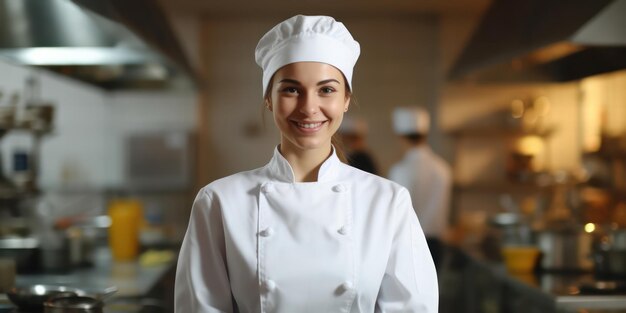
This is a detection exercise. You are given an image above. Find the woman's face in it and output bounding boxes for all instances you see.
[267,62,350,155]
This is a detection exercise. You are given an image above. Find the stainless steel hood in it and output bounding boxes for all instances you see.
[0,0,198,90]
[448,0,626,82]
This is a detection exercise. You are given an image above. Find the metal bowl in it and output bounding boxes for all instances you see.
[6,285,83,310]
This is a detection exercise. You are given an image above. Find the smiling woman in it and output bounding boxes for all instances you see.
[267,62,351,181]
[264,64,352,166]
[174,15,438,313]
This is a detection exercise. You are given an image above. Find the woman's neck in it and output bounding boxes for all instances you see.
[279,144,332,182]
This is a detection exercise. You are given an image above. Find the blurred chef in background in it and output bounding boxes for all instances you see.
[338,116,379,175]
[389,107,452,268]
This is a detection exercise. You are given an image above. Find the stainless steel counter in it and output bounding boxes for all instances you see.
[15,258,174,298]
[0,248,176,312]
[443,244,626,313]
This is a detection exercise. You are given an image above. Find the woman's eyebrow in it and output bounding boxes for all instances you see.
[277,78,341,85]
[278,78,301,85]
[317,79,341,85]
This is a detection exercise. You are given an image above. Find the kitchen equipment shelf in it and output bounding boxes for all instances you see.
[454,181,551,193]
[449,123,557,224]
[585,151,626,160]
[448,126,556,138]
[0,111,54,204]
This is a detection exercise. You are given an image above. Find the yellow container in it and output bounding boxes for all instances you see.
[108,199,142,261]
[502,245,541,273]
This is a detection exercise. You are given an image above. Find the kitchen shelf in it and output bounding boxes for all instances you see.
[454,181,551,193]
[584,151,626,160]
[448,126,555,138]
[0,123,53,137]
[580,185,626,201]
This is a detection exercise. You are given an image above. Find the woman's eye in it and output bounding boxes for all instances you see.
[320,87,335,94]
[281,87,298,94]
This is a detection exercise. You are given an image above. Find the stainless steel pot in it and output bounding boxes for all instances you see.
[536,229,594,271]
[44,295,103,313]
[0,237,40,273]
[610,229,626,250]
[593,250,626,279]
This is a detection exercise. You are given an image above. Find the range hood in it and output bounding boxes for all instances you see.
[449,0,626,82]
[0,0,198,89]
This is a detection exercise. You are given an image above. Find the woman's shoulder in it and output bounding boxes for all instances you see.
[340,162,406,193]
[199,166,268,195]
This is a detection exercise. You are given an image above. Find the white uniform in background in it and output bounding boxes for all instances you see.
[175,147,438,313]
[388,107,452,240]
[389,146,452,238]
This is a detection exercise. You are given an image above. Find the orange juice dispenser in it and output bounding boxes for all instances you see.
[108,199,143,261]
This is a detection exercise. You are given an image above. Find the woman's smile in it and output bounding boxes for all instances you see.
[292,120,328,133]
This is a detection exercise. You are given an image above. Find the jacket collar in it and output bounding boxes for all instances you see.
[405,145,431,160]
[267,146,342,183]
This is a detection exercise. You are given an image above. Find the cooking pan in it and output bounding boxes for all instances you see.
[6,284,117,310]
[7,285,82,310]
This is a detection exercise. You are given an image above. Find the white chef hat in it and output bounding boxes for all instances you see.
[392,107,430,135]
[255,15,360,96]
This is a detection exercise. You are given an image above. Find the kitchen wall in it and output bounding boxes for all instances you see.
[198,15,441,182]
[0,59,198,191]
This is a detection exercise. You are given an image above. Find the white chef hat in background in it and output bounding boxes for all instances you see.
[392,107,430,135]
[255,15,360,96]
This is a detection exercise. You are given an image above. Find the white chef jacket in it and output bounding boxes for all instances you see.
[175,147,438,313]
[388,146,452,239]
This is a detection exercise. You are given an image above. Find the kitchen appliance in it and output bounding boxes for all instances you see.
[0,258,15,293]
[536,228,594,271]
[0,0,198,89]
[594,249,626,279]
[0,237,39,273]
[449,0,626,82]
[593,228,626,279]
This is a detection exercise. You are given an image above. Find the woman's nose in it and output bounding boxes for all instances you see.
[299,93,319,115]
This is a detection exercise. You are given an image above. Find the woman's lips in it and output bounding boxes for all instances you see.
[292,120,327,133]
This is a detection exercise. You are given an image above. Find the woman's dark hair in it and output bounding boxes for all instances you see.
[261,73,353,163]
[403,133,427,145]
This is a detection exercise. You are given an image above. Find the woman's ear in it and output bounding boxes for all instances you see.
[264,98,273,112]
[343,96,350,112]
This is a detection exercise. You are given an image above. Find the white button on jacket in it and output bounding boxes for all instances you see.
[175,147,438,313]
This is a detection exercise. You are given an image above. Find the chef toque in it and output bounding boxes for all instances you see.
[392,107,430,135]
[255,15,360,96]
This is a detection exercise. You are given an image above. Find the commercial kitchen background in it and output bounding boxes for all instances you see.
[2,0,624,239]
[1,0,626,311]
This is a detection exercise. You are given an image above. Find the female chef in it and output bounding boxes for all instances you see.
[175,15,438,313]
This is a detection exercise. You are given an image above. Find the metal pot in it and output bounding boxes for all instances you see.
[593,249,626,279]
[610,229,626,250]
[44,295,103,313]
[0,237,40,273]
[536,229,594,271]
